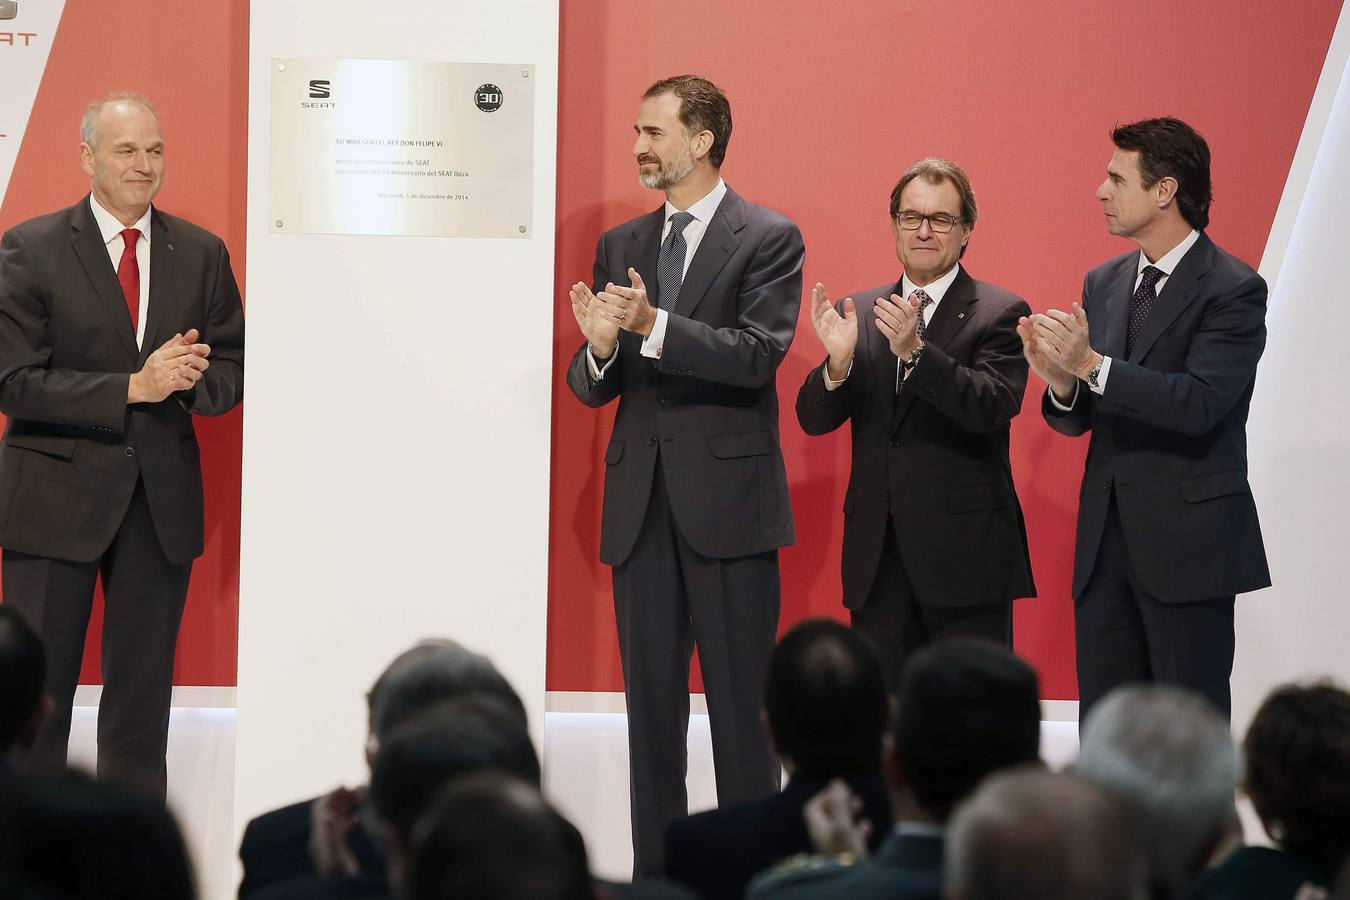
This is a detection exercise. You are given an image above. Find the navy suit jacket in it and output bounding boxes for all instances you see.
[747,830,944,900]
[1044,233,1270,601]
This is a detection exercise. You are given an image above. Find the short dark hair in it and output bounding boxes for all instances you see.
[893,639,1041,821]
[643,75,732,167]
[1244,681,1350,876]
[764,619,887,778]
[370,695,540,842]
[0,607,45,755]
[0,772,195,900]
[888,157,979,228]
[408,773,592,900]
[367,639,526,742]
[1111,117,1212,230]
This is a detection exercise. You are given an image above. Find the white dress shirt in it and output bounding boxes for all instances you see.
[822,261,960,390]
[88,193,153,350]
[1048,228,1200,410]
[587,178,728,380]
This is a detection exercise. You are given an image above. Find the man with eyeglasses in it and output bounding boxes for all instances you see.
[795,157,1035,688]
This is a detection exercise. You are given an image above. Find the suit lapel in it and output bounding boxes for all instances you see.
[1128,234,1212,363]
[892,268,978,434]
[1101,255,1136,359]
[673,189,742,320]
[627,206,664,298]
[69,200,139,362]
[140,209,177,364]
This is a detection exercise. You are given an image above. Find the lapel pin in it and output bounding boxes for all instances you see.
[957,312,966,319]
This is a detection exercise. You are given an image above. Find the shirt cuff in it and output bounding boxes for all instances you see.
[1047,381,1078,411]
[823,359,853,391]
[1088,355,1112,395]
[639,309,669,360]
[586,344,618,381]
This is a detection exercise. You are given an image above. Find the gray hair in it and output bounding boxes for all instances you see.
[80,91,157,149]
[366,639,524,743]
[1075,686,1240,900]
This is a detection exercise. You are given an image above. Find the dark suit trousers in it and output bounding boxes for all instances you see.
[1075,492,1235,722]
[2,477,191,798]
[613,456,780,878]
[852,517,1011,691]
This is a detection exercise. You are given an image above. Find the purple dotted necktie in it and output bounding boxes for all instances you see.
[656,211,696,313]
[1126,265,1164,357]
[896,289,934,393]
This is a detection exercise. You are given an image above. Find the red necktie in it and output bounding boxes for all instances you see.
[117,228,140,333]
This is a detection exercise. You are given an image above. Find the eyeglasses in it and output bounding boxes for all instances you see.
[894,211,963,233]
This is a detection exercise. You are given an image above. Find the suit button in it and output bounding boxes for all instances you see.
[889,440,900,448]
[882,493,890,503]
[656,393,666,406]
[649,437,657,447]
[1101,483,1110,493]
[124,446,136,458]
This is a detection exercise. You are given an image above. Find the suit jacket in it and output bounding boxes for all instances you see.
[796,268,1035,609]
[0,197,245,564]
[663,774,891,900]
[747,831,944,900]
[1043,233,1270,601]
[565,187,804,565]
[238,796,386,898]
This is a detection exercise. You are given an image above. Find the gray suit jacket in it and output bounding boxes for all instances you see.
[0,197,245,564]
[1044,232,1270,601]
[565,187,804,565]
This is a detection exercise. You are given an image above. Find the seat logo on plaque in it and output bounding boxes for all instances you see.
[270,58,535,239]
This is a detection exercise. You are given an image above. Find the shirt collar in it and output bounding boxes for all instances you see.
[664,177,727,226]
[1138,228,1199,278]
[901,262,961,306]
[89,193,153,248]
[894,821,945,838]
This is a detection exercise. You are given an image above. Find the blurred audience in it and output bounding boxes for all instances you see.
[1075,685,1240,900]
[944,768,1143,900]
[238,638,525,896]
[0,606,50,775]
[1197,682,1350,900]
[749,638,1042,900]
[664,619,892,900]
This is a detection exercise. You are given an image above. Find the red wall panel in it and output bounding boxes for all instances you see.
[0,1,249,686]
[547,0,1343,697]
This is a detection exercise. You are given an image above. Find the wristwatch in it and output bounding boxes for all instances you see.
[1084,359,1103,391]
[904,342,925,369]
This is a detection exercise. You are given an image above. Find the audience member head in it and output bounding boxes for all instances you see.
[369,695,540,891]
[365,638,525,764]
[0,607,48,766]
[1244,681,1350,877]
[763,619,887,779]
[887,638,1041,823]
[945,768,1142,900]
[1075,685,1239,900]
[408,772,592,900]
[0,772,194,900]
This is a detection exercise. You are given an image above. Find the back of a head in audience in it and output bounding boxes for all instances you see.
[365,638,525,764]
[945,768,1142,900]
[370,694,540,890]
[763,618,887,778]
[0,771,195,900]
[1075,684,1239,900]
[888,638,1042,822]
[408,771,593,900]
[1245,681,1350,878]
[0,607,49,767]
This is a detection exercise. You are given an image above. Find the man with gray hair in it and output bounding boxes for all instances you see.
[0,92,245,797]
[945,768,1144,900]
[1074,685,1241,900]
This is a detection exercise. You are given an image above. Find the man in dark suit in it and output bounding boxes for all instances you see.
[1020,117,1269,719]
[664,620,892,900]
[748,639,1043,900]
[795,157,1034,688]
[564,74,804,875]
[0,92,245,796]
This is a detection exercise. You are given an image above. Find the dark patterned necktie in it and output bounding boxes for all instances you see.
[896,289,934,392]
[656,211,696,312]
[1126,265,1164,357]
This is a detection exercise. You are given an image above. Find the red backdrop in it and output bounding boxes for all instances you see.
[0,1,249,686]
[546,0,1344,698]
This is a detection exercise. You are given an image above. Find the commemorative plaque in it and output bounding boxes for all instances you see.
[269,58,535,238]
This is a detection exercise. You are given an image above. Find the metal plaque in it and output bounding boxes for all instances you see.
[269,57,534,238]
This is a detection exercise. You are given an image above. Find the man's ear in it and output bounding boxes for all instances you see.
[761,708,784,760]
[881,731,906,794]
[1155,175,1180,210]
[691,129,714,161]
